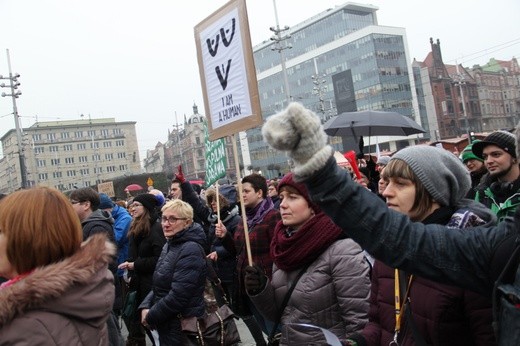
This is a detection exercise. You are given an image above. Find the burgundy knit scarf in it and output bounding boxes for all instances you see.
[270,212,343,272]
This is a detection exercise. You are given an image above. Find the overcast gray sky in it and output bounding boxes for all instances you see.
[1,0,519,163]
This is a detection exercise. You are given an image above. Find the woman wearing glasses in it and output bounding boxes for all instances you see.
[118,193,166,346]
[139,199,208,345]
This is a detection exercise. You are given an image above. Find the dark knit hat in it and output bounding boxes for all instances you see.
[98,193,114,209]
[472,130,516,159]
[278,172,320,212]
[133,193,158,214]
[461,141,484,163]
[392,146,470,206]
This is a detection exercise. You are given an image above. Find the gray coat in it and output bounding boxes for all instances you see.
[249,239,370,345]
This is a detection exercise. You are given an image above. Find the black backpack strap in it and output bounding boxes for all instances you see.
[268,263,311,343]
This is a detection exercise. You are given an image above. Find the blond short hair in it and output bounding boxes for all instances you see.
[161,199,194,221]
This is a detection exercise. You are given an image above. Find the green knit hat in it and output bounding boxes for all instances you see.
[461,140,483,163]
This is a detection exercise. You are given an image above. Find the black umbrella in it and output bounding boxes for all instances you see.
[323,110,425,138]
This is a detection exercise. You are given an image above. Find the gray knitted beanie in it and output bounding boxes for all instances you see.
[391,146,471,206]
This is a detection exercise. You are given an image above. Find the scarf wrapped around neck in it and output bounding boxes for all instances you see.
[246,198,274,230]
[270,212,343,272]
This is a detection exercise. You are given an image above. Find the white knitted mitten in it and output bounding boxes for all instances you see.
[262,102,333,181]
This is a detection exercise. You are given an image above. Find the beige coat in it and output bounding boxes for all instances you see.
[250,239,370,345]
[0,234,115,345]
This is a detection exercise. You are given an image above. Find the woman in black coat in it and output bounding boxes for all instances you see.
[139,199,208,345]
[182,182,240,301]
[119,193,166,346]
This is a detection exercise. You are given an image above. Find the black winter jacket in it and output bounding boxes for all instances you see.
[140,222,208,345]
[128,217,166,305]
[305,156,520,346]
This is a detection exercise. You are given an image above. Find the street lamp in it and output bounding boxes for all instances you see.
[1,49,28,189]
[312,73,327,115]
[270,0,292,105]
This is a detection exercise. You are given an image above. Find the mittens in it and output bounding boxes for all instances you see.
[175,165,186,184]
[244,265,267,295]
[262,102,333,181]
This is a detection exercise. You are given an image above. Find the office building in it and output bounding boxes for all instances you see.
[247,2,421,176]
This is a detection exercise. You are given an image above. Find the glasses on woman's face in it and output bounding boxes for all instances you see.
[161,216,187,224]
[129,202,143,208]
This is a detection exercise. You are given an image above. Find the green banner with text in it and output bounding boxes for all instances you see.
[204,120,227,187]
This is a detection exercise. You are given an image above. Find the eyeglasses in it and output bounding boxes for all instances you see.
[129,202,143,208]
[70,200,82,205]
[161,216,187,224]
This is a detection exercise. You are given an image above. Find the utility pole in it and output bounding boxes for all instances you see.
[270,0,292,106]
[1,49,28,189]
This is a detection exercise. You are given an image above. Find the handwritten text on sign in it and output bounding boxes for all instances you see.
[204,121,228,187]
[200,7,252,129]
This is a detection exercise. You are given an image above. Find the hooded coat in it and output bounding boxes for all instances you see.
[0,234,116,345]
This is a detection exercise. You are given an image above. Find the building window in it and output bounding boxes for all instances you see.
[94,167,103,173]
[79,156,88,163]
[113,128,123,135]
[63,144,73,151]
[115,140,125,146]
[38,173,48,180]
[90,142,99,149]
[119,164,128,171]
[51,158,60,165]
[105,153,113,160]
[101,129,109,137]
[107,166,116,172]
[49,145,59,152]
[37,159,46,167]
[65,157,74,164]
[53,172,62,178]
[77,143,86,150]
[32,134,42,141]
[92,154,101,161]
[67,170,76,177]
[80,168,89,175]
[61,132,70,139]
[47,133,56,140]
[87,130,96,137]
[103,141,112,148]
[75,131,83,138]
[117,152,126,159]
[34,147,44,154]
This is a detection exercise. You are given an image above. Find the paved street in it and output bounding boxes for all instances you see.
[121,317,260,345]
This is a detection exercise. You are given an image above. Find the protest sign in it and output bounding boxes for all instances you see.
[195,0,262,140]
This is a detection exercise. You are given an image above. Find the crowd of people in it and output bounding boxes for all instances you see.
[1,101,520,345]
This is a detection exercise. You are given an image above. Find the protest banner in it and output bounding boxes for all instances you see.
[204,120,227,187]
[195,0,262,141]
[97,181,115,197]
[195,0,262,266]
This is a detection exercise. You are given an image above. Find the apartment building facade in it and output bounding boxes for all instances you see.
[0,118,141,193]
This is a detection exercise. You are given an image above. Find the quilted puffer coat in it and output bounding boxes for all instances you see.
[249,239,370,345]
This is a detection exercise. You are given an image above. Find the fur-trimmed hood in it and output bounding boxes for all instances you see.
[0,234,116,329]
